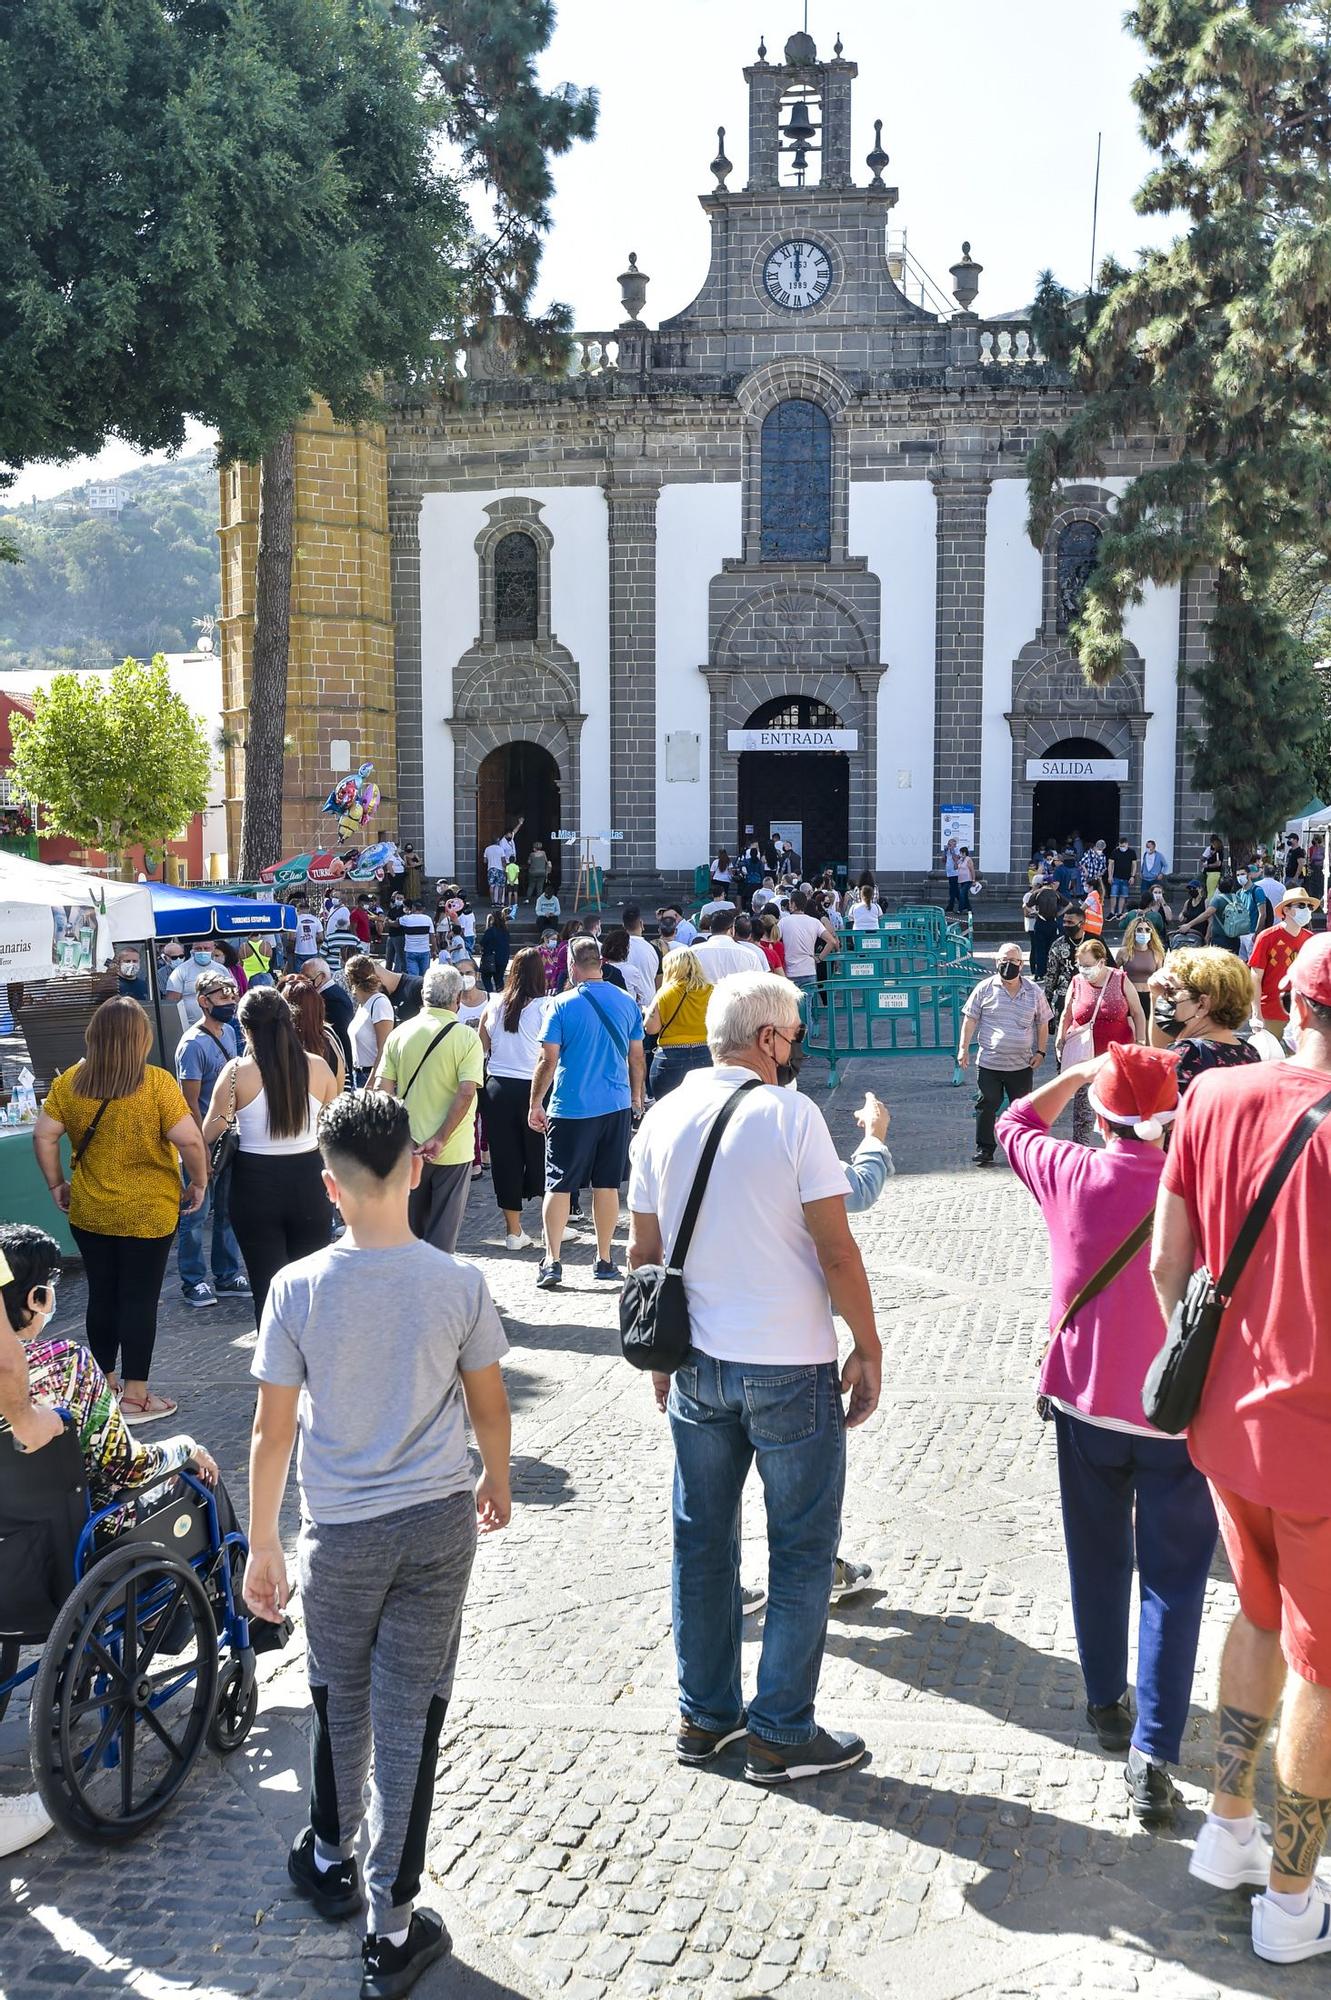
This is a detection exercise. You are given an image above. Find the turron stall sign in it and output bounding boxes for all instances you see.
[1025,756,1129,782]
[728,729,858,752]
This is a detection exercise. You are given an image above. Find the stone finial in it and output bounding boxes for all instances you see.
[710,126,733,190]
[757,33,767,59]
[866,118,889,184]
[784,29,817,66]
[618,252,650,323]
[834,31,844,56]
[950,241,983,313]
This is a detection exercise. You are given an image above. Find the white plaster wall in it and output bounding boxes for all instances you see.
[982,480,1042,875]
[848,481,936,872]
[417,487,610,874]
[655,483,739,868]
[1126,582,1180,854]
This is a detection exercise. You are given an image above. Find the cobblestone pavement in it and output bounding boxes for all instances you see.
[2,1059,1325,1998]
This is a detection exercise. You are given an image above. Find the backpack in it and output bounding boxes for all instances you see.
[1218,890,1252,938]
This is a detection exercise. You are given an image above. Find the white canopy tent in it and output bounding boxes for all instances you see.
[0,852,155,982]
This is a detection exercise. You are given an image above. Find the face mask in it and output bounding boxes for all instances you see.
[1237,873,1249,887]
[775,1041,807,1088]
[208,1002,237,1025]
[192,948,214,967]
[1289,907,1313,929]
[1134,929,1152,946]
[118,960,139,978]
[999,963,1021,980]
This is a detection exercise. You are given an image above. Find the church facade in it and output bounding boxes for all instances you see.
[220,30,1211,893]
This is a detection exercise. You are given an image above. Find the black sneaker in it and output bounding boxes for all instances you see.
[360,1911,452,2000]
[286,1826,363,1921]
[676,1713,747,1766]
[1085,1696,1134,1753]
[214,1275,252,1296]
[536,1260,562,1291]
[971,1150,995,1168]
[745,1726,867,1786]
[1125,1746,1179,1827]
[593,1259,622,1283]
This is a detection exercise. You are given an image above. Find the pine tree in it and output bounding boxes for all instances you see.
[1027,0,1331,849]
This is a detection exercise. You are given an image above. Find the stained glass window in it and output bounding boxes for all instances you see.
[1056,521,1101,633]
[760,400,832,562]
[494,531,539,640]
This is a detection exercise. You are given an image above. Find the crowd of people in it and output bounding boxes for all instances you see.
[1,834,1330,1983]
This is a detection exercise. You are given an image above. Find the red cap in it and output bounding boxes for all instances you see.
[1282,931,1331,1006]
[1087,1042,1181,1140]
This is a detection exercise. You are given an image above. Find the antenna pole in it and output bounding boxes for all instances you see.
[1089,131,1102,295]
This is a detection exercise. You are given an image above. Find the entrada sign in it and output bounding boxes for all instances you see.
[1026,757,1129,782]
[727,728,858,752]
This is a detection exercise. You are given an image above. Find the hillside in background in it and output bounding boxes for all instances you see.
[0,453,220,670]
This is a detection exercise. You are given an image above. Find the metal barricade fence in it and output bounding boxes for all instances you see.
[801,967,986,1087]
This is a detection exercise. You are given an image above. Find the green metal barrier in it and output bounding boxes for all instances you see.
[801,969,986,1087]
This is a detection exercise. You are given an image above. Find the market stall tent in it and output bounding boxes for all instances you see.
[147,882,296,940]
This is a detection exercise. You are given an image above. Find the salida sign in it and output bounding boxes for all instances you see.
[1025,756,1129,783]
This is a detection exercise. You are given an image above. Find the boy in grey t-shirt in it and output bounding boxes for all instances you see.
[246,1092,510,1998]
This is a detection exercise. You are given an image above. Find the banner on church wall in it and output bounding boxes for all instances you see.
[1025,757,1129,782]
[727,729,858,752]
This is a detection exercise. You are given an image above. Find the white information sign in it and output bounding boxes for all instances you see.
[876,990,911,1012]
[1025,757,1129,782]
[727,729,858,752]
[940,803,975,850]
[0,906,55,983]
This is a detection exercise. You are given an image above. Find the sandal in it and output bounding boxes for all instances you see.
[120,1392,178,1425]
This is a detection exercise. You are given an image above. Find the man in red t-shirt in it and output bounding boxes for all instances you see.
[1152,932,1331,1964]
[1247,887,1319,1030]
[348,895,373,946]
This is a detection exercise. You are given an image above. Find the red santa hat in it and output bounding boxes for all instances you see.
[1086,1043,1182,1142]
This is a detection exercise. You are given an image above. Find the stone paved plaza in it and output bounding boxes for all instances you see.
[2,1057,1325,1999]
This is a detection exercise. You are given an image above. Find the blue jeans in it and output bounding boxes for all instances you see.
[177,1164,242,1290]
[649,1043,711,1098]
[1053,1410,1217,1763]
[668,1356,845,1746]
[405,950,431,978]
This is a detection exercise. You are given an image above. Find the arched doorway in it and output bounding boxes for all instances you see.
[1030,736,1121,857]
[475,742,561,896]
[737,697,850,874]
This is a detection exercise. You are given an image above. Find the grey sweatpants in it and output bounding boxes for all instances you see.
[298,1491,478,1933]
[408,1159,472,1254]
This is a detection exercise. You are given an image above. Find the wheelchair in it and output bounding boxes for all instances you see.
[0,1418,258,1842]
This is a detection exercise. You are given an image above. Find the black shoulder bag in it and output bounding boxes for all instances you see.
[1142,1087,1331,1434]
[401,1022,455,1101]
[620,1081,760,1374]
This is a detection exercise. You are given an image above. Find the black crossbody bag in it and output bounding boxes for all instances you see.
[620,1081,759,1373]
[1142,1086,1331,1434]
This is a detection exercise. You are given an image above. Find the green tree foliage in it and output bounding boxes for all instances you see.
[9,656,211,856]
[1026,0,1331,846]
[0,455,218,669]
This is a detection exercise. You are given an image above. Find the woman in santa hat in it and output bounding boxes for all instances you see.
[998,1043,1218,1832]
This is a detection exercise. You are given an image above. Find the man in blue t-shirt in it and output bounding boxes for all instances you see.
[528,936,645,1292]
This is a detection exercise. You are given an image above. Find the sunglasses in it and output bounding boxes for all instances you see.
[766,1021,806,1046]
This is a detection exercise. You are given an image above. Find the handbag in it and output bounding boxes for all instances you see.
[208,1066,240,1180]
[1060,967,1114,1070]
[1142,1087,1331,1433]
[619,1081,760,1373]
[1034,1208,1155,1420]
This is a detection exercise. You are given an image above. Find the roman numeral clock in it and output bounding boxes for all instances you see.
[763,239,833,310]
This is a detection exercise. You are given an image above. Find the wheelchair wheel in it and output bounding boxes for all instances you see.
[0,1639,19,1724]
[29,1543,218,1842]
[207,1655,257,1755]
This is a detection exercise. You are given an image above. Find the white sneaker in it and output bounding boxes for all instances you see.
[505,1232,534,1251]
[1190,1816,1273,1891]
[0,1792,53,1859]
[1252,1880,1331,1963]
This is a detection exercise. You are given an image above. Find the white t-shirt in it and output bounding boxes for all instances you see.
[350,992,393,1068]
[780,912,827,980]
[690,937,768,983]
[482,842,505,875]
[397,912,433,953]
[295,913,322,956]
[628,1066,849,1363]
[615,955,658,1012]
[625,933,660,993]
[324,904,352,936]
[498,835,517,864]
[481,995,547,1079]
[849,902,882,931]
[166,957,212,1026]
[698,897,736,925]
[1254,876,1285,916]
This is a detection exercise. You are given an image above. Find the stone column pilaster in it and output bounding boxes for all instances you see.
[930,467,992,861]
[744,64,780,188]
[388,482,425,857]
[1173,562,1215,865]
[604,470,663,877]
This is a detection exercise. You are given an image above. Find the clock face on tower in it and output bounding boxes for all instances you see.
[762,239,833,311]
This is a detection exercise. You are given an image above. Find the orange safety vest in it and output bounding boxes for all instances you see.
[1082,888,1104,937]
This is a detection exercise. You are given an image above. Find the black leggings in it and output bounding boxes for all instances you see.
[227,1150,334,1321]
[484,1074,545,1213]
[70,1226,176,1384]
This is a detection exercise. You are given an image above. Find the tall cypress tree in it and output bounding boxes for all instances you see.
[1027,0,1331,849]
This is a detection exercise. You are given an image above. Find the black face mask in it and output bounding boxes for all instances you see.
[999,963,1021,981]
[776,1041,807,1087]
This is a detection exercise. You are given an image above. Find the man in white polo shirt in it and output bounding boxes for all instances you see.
[628,971,881,1786]
[690,908,766,983]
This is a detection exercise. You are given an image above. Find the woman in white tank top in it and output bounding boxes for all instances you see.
[203,986,341,1315]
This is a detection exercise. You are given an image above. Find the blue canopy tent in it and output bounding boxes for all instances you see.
[147,882,296,940]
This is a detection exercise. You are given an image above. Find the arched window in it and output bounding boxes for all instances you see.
[494,531,539,641]
[1056,520,1101,634]
[760,400,832,561]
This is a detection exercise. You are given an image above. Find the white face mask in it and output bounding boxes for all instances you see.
[1288,907,1313,929]
[1134,929,1152,945]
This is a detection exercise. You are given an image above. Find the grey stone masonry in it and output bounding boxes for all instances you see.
[1174,563,1217,866]
[388,481,425,854]
[931,466,992,863]
[604,466,663,876]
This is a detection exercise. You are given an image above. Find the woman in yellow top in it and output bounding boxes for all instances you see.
[642,947,714,1098]
[34,996,208,1424]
